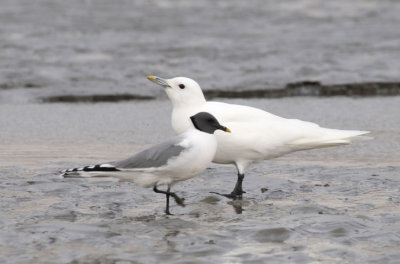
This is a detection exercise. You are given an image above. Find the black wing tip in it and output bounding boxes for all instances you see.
[61,164,120,175]
[89,164,120,171]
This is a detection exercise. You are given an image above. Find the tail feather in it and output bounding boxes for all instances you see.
[318,129,371,144]
[288,129,371,150]
[61,163,119,178]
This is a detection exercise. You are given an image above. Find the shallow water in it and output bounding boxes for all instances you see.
[1,0,400,103]
[1,97,400,263]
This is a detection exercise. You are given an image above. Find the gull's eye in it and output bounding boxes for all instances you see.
[179,84,185,89]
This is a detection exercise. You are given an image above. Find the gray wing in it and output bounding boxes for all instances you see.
[112,135,189,169]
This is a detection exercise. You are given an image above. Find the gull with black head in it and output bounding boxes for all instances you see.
[148,75,370,199]
[61,112,230,215]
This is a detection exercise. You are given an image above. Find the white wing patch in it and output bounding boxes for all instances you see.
[100,164,114,168]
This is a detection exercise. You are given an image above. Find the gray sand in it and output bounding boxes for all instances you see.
[1,97,399,263]
[1,0,400,263]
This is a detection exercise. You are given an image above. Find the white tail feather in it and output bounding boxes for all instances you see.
[288,129,371,150]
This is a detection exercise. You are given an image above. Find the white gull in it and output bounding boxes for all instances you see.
[147,76,370,198]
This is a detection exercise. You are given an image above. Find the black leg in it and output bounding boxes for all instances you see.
[153,186,185,215]
[166,192,171,215]
[211,173,246,199]
[232,173,245,197]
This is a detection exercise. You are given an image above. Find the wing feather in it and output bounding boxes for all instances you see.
[112,135,187,169]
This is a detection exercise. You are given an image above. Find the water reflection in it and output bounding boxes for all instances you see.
[227,198,246,214]
[162,230,180,254]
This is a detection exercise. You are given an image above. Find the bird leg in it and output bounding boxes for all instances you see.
[166,192,171,215]
[211,173,246,199]
[153,186,185,215]
[231,173,246,197]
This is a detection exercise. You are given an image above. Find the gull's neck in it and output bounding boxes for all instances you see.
[171,100,206,134]
[172,97,206,109]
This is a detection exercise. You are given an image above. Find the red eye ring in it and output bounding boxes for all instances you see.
[179,84,185,89]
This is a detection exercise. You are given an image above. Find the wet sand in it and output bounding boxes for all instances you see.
[1,0,400,262]
[1,97,399,263]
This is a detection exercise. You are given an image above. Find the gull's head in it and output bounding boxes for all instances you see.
[190,112,231,134]
[147,76,206,107]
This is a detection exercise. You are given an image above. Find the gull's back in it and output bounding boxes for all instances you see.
[113,136,186,169]
[171,100,369,165]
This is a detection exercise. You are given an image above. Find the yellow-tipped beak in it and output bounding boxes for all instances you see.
[147,75,170,88]
[225,127,231,133]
